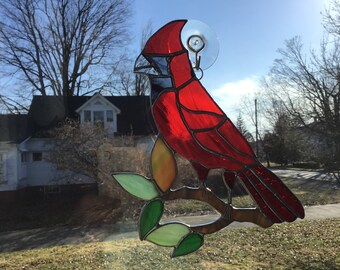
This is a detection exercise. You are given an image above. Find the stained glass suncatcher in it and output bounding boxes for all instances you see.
[112,19,305,257]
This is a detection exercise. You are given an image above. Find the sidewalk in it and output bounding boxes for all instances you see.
[0,203,339,253]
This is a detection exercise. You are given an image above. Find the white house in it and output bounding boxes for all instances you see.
[0,93,156,199]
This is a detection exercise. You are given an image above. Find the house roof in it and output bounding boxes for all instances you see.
[28,95,157,136]
[0,114,32,143]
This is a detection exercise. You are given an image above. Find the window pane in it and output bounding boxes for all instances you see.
[93,111,104,127]
[93,111,104,122]
[33,152,42,161]
[84,110,91,122]
[107,110,113,122]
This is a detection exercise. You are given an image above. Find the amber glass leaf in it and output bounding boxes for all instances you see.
[139,199,164,240]
[172,233,204,258]
[112,173,159,200]
[151,137,176,192]
[146,223,190,247]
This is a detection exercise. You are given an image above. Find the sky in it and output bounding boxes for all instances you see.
[131,0,331,123]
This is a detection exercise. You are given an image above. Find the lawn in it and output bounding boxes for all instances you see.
[0,218,339,269]
[164,176,340,216]
[1,174,339,232]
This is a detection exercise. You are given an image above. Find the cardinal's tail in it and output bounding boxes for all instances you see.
[238,164,305,223]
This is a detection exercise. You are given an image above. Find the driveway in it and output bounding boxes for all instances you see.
[270,168,337,181]
[0,203,339,253]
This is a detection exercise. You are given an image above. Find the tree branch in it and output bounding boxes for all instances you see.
[161,187,273,234]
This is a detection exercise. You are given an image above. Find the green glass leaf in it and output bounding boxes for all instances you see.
[139,199,164,240]
[146,223,190,247]
[172,233,204,258]
[112,173,159,200]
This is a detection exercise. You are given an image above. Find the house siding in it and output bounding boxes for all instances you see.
[0,143,19,191]
[19,138,95,187]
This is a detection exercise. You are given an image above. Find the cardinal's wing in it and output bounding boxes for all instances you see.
[178,79,256,165]
[178,79,305,223]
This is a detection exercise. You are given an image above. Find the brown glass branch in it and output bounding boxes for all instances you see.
[161,187,273,234]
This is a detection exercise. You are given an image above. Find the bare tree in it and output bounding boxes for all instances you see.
[262,1,340,180]
[49,118,136,180]
[323,0,340,37]
[109,21,152,96]
[264,36,340,152]
[0,0,131,108]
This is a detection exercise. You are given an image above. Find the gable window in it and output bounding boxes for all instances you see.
[84,110,91,122]
[32,152,43,162]
[0,153,6,183]
[76,94,120,134]
[107,110,113,122]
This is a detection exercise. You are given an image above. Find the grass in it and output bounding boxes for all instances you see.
[164,176,340,216]
[1,174,339,232]
[0,194,123,232]
[0,218,339,269]
[280,177,340,206]
[1,173,339,269]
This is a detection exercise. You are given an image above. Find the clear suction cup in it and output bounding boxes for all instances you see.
[181,20,219,71]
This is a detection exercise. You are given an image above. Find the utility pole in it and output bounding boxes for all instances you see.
[255,98,259,157]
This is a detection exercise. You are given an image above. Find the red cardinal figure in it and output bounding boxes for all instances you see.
[134,20,305,224]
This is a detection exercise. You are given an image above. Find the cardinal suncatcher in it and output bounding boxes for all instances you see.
[113,19,305,257]
[134,20,304,223]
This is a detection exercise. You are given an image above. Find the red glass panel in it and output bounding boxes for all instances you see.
[194,130,255,165]
[153,91,242,170]
[191,161,209,181]
[144,20,186,54]
[180,107,224,130]
[238,172,281,223]
[170,52,193,88]
[218,120,255,157]
[153,91,192,142]
[252,165,305,219]
[238,165,305,223]
[178,80,223,115]
[244,168,295,222]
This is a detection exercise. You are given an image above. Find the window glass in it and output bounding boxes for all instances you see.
[93,111,104,127]
[32,152,43,161]
[84,110,91,122]
[107,110,113,122]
